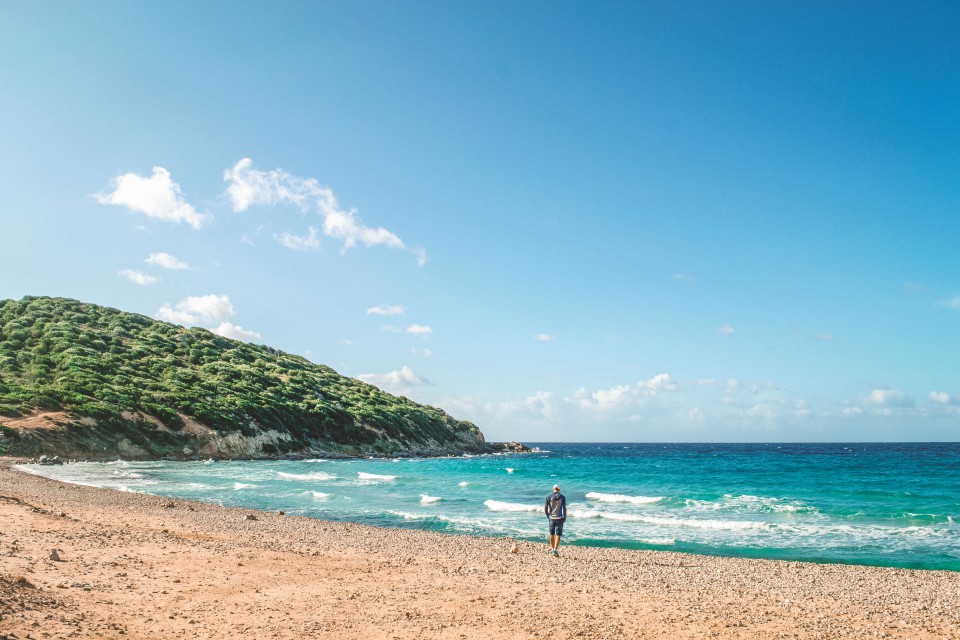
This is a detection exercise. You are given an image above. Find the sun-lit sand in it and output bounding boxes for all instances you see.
[1,459,957,639]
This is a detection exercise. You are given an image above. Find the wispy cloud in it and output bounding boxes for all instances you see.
[535,334,555,342]
[929,391,959,405]
[406,324,433,337]
[96,167,211,230]
[718,323,735,335]
[358,366,430,392]
[275,226,321,251]
[146,251,190,270]
[212,322,262,342]
[118,269,160,285]
[224,158,423,262]
[862,387,915,410]
[942,296,960,309]
[156,294,262,343]
[157,294,235,326]
[367,304,406,316]
[572,373,679,411]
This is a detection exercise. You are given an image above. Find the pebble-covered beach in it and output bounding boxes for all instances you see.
[1,459,958,639]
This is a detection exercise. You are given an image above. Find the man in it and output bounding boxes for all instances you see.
[544,484,567,557]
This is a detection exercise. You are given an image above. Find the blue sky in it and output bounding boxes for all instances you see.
[1,2,958,442]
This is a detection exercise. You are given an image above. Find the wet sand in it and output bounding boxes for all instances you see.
[1,459,958,639]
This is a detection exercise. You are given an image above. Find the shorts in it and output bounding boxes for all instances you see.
[549,519,564,536]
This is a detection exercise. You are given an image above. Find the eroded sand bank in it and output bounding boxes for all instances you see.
[1,460,957,639]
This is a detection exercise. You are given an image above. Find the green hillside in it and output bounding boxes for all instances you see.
[0,296,491,459]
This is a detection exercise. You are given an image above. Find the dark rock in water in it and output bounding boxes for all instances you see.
[498,441,534,453]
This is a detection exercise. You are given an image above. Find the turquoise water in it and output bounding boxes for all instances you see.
[19,443,960,571]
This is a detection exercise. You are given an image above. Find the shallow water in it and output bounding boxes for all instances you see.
[19,442,960,571]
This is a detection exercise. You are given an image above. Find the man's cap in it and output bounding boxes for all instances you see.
[553,484,560,490]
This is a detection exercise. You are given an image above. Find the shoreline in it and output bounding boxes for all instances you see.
[1,459,958,639]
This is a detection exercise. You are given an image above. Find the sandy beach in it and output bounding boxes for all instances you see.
[1,460,957,639]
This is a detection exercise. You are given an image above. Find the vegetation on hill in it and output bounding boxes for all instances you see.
[0,296,489,459]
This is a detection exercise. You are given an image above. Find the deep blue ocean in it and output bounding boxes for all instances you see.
[19,442,960,571]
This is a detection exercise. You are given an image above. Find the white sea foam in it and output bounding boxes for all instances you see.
[458,481,470,487]
[277,471,336,481]
[585,492,664,505]
[308,491,330,500]
[303,459,330,463]
[233,483,257,490]
[389,510,430,521]
[357,472,397,481]
[684,494,817,514]
[505,468,515,474]
[420,494,442,504]
[640,538,676,546]
[484,500,539,512]
[570,509,603,519]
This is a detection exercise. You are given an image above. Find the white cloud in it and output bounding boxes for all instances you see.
[381,325,404,334]
[719,323,735,335]
[411,347,433,357]
[496,391,557,421]
[275,226,321,251]
[406,324,433,336]
[156,294,235,326]
[863,388,914,408]
[212,322,262,342]
[638,373,678,393]
[929,391,959,405]
[941,297,960,309]
[146,252,190,270]
[118,269,160,285]
[156,294,263,342]
[223,157,320,212]
[535,334,555,342]
[366,304,405,316]
[323,208,404,250]
[572,373,679,411]
[358,366,429,392]
[224,158,416,259]
[813,333,833,342]
[96,167,211,230]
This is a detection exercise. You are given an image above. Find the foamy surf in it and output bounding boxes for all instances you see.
[277,471,336,481]
[233,483,257,490]
[357,472,397,482]
[585,492,664,505]
[484,500,540,512]
[420,494,442,504]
